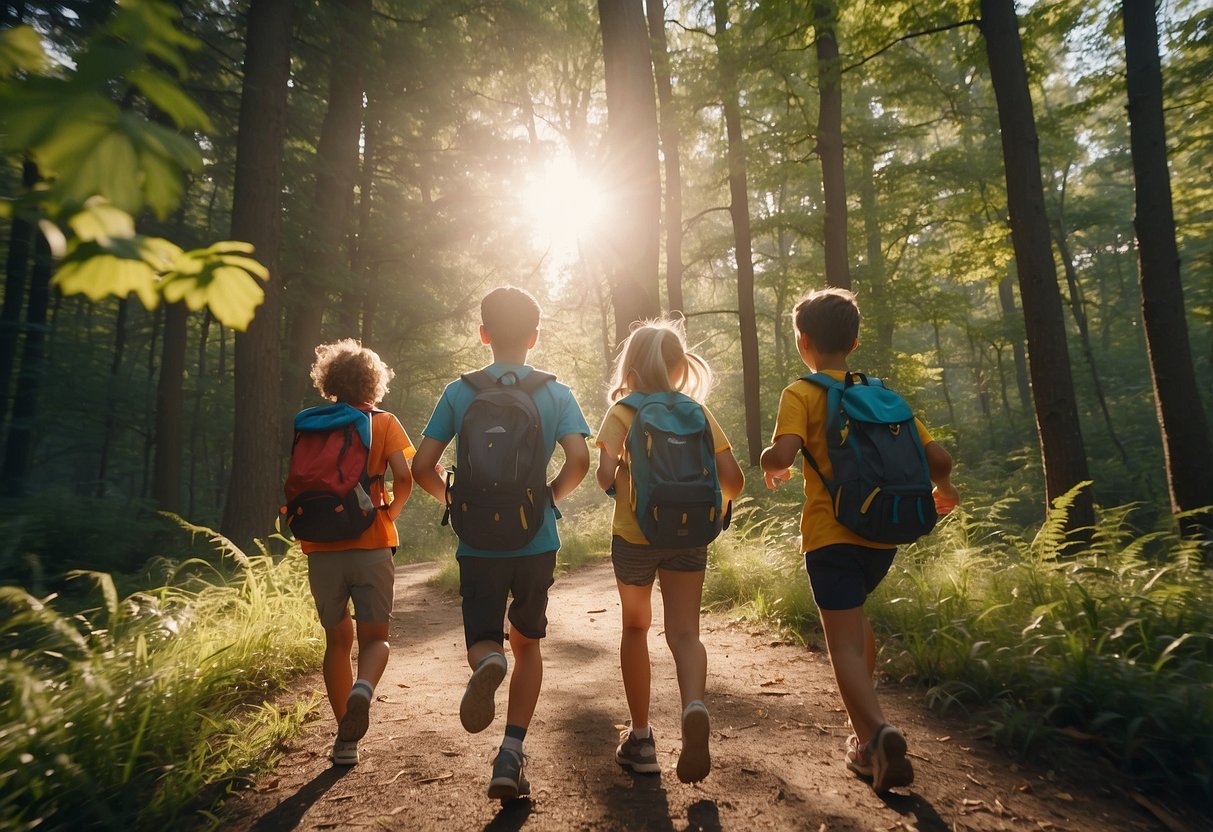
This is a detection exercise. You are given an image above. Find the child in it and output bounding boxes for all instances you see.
[595,320,744,783]
[411,286,591,801]
[299,340,415,766]
[759,288,958,793]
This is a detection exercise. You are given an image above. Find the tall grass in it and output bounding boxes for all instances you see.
[0,520,323,830]
[706,492,1213,801]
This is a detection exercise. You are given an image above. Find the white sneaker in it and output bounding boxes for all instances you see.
[331,737,359,766]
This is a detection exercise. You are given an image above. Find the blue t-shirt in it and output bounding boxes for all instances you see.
[422,362,591,558]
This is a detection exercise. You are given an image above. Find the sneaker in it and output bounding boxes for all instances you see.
[676,701,711,783]
[487,746,530,801]
[338,687,371,742]
[870,724,914,792]
[461,653,508,734]
[616,728,661,774]
[845,734,873,777]
[330,737,359,766]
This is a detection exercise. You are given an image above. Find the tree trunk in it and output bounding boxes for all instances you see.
[859,141,892,375]
[1123,0,1213,533]
[188,311,211,519]
[713,0,763,465]
[597,0,662,343]
[647,0,684,315]
[95,298,129,497]
[220,0,295,549]
[285,0,372,417]
[0,230,51,497]
[998,268,1032,414]
[812,0,851,290]
[980,0,1094,532]
[152,301,188,513]
[0,160,38,440]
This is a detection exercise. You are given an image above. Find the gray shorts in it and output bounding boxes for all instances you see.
[307,547,395,629]
[611,536,708,587]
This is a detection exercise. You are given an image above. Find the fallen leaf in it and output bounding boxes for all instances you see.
[936,735,951,742]
[396,683,410,688]
[416,772,454,785]
[587,608,606,614]
[1054,791,1074,801]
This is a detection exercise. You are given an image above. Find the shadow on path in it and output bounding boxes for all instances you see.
[880,790,949,832]
[249,766,350,832]
[483,796,533,831]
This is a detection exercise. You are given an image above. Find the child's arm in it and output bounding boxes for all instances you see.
[596,446,619,493]
[716,449,745,501]
[760,434,802,489]
[385,449,413,520]
[924,441,959,515]
[551,433,590,502]
[410,437,450,503]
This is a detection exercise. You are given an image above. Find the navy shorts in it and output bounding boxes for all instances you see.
[804,544,896,611]
[458,551,557,648]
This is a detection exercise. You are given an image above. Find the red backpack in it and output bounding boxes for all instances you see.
[283,404,385,542]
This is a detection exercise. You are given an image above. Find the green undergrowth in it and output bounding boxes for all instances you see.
[0,518,323,831]
[706,489,1213,802]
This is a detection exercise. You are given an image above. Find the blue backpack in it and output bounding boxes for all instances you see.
[802,372,937,544]
[620,391,731,547]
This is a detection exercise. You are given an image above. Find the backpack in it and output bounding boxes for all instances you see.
[282,403,385,543]
[442,369,555,551]
[801,372,937,544]
[619,391,731,548]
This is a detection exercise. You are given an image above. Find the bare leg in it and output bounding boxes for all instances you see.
[616,580,654,728]
[819,606,885,744]
[504,627,543,729]
[322,614,355,722]
[354,619,390,687]
[656,568,707,708]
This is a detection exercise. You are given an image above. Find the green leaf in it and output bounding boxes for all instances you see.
[0,25,46,77]
[66,200,137,243]
[54,248,160,309]
[127,67,213,132]
[160,249,267,330]
[59,129,143,213]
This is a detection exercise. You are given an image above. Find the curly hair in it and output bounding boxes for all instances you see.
[607,317,714,403]
[309,339,394,406]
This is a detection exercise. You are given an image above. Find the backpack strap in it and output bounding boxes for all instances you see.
[516,370,555,395]
[460,370,498,391]
[460,369,555,395]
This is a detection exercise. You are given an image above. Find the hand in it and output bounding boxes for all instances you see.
[933,482,959,515]
[764,468,793,489]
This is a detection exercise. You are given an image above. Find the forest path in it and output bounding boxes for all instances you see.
[222,560,1166,832]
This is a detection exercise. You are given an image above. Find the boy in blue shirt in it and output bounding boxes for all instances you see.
[412,286,591,801]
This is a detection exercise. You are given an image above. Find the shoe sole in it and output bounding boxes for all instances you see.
[616,751,661,774]
[676,705,711,783]
[871,726,914,792]
[487,778,530,800]
[331,751,359,766]
[460,657,507,734]
[338,692,370,742]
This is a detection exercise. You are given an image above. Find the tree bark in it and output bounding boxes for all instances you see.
[812,0,851,290]
[285,0,372,417]
[859,141,892,375]
[646,0,684,315]
[1123,0,1213,533]
[980,0,1094,532]
[998,268,1032,414]
[597,0,662,343]
[220,0,295,549]
[713,0,763,465]
[0,160,38,440]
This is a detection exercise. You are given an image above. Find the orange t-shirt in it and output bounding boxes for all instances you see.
[301,410,415,553]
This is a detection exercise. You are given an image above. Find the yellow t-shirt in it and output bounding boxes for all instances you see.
[302,411,416,554]
[772,370,933,554]
[596,399,732,545]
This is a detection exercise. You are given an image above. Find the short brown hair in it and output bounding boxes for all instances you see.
[793,287,861,353]
[481,286,541,349]
[310,339,394,405]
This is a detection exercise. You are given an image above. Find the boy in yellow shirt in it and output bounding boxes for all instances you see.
[760,288,958,793]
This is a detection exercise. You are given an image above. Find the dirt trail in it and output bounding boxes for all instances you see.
[223,560,1179,831]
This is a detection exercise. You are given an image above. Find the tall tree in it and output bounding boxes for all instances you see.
[713,0,762,465]
[646,0,683,315]
[284,0,373,415]
[597,0,662,343]
[152,302,187,512]
[220,0,295,548]
[0,230,50,497]
[1122,0,1213,533]
[979,0,1095,531]
[812,0,851,290]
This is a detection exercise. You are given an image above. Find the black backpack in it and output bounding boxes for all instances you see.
[442,369,555,551]
[802,372,938,544]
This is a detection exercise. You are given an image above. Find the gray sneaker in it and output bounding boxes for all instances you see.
[616,728,660,774]
[676,701,711,783]
[330,737,358,766]
[870,724,914,792]
[487,746,530,801]
[460,653,507,734]
[338,689,370,742]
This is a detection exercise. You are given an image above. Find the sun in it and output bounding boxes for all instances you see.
[521,155,610,258]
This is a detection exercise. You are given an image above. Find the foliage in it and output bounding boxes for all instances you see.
[0,523,322,830]
[0,2,266,329]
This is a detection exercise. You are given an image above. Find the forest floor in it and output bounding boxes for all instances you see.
[221,560,1204,832]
